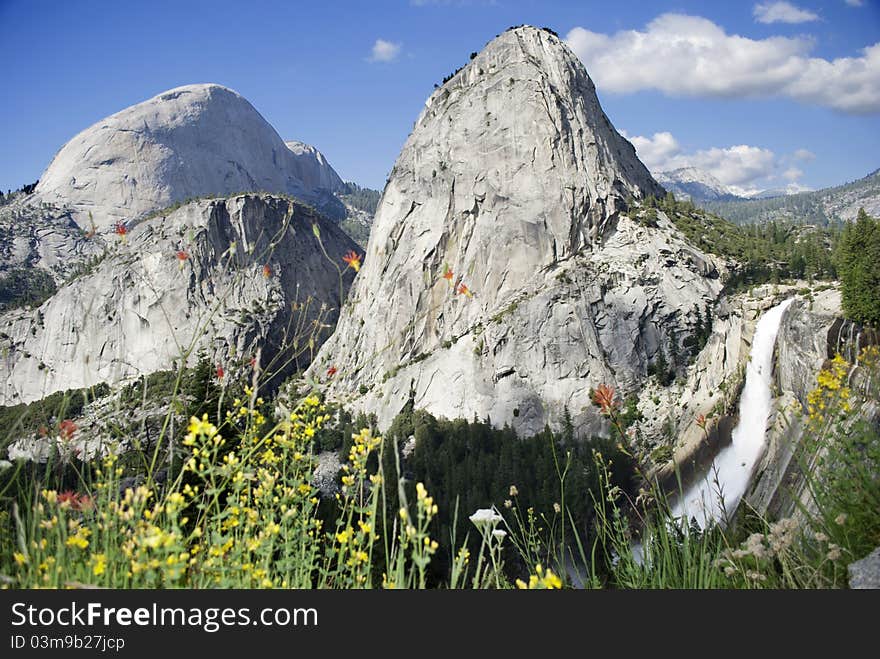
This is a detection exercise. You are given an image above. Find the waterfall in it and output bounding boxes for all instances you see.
[670,297,795,529]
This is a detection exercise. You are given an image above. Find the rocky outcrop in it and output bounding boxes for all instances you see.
[849,547,880,589]
[284,140,347,221]
[776,289,843,406]
[309,26,724,435]
[32,84,339,232]
[827,316,880,364]
[0,200,101,286]
[0,194,358,405]
[284,141,346,195]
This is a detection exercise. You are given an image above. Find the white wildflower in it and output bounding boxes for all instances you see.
[469,507,503,528]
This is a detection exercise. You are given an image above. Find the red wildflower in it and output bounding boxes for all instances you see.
[216,365,225,380]
[326,366,338,378]
[262,264,272,278]
[114,223,128,239]
[443,266,454,282]
[59,419,77,441]
[249,356,257,368]
[57,491,94,512]
[456,283,473,297]
[176,250,188,261]
[696,414,708,430]
[342,251,362,273]
[591,384,618,415]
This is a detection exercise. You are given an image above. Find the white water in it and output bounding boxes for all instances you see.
[670,298,794,529]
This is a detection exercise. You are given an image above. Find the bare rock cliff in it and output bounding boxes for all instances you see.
[310,26,724,435]
[0,194,357,405]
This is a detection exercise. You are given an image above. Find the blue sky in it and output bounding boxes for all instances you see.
[1,0,878,194]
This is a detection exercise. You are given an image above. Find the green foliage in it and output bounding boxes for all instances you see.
[0,180,39,206]
[339,217,371,248]
[381,407,637,580]
[63,252,108,284]
[313,407,377,454]
[0,383,110,449]
[648,195,838,290]
[490,300,520,324]
[0,267,57,310]
[835,208,880,326]
[809,417,880,559]
[116,354,223,421]
[648,349,675,386]
[338,184,381,215]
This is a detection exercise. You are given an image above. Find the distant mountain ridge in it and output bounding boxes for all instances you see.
[702,168,880,225]
[656,167,743,202]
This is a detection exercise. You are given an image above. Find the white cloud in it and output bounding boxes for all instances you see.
[753,2,819,24]
[368,39,402,63]
[846,0,864,7]
[565,13,880,113]
[622,131,680,170]
[681,145,777,187]
[623,130,779,189]
[782,181,813,193]
[793,148,816,161]
[783,166,804,180]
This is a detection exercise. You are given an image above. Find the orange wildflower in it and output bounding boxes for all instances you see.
[591,384,618,415]
[443,265,454,282]
[59,419,77,441]
[326,366,338,378]
[262,264,272,278]
[343,251,362,273]
[114,223,128,240]
[57,491,93,512]
[456,283,473,297]
[696,413,708,430]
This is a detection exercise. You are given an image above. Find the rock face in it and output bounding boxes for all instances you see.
[310,26,723,435]
[0,194,358,405]
[775,290,843,407]
[284,140,347,221]
[284,141,346,195]
[849,547,880,589]
[33,84,338,232]
[0,200,100,285]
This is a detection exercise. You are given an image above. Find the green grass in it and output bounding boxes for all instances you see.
[3,346,875,589]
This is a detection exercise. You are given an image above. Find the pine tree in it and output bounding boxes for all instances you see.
[835,208,880,326]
